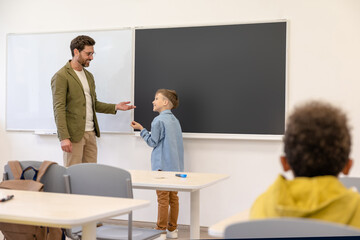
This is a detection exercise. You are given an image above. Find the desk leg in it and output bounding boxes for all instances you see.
[190,190,200,239]
[81,222,97,240]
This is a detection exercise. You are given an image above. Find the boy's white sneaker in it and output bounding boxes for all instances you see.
[153,233,166,240]
[166,229,178,239]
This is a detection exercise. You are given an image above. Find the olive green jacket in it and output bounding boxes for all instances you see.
[51,61,116,143]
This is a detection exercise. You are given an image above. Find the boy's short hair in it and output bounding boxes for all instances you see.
[70,35,96,57]
[284,101,351,177]
[156,89,179,109]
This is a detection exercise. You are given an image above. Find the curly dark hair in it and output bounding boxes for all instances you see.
[156,89,179,109]
[70,35,95,57]
[283,101,351,177]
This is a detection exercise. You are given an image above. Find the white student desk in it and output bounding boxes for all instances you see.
[0,189,149,240]
[129,170,229,239]
[208,209,250,238]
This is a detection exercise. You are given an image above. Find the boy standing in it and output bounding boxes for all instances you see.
[250,101,360,228]
[131,89,184,238]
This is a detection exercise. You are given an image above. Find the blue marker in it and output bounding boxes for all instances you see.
[175,173,187,178]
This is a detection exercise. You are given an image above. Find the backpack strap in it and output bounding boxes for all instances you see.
[20,166,39,180]
[8,161,23,180]
[36,161,57,182]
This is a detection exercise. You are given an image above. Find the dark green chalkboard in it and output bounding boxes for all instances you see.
[135,21,286,135]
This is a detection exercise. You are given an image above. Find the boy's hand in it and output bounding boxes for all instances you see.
[131,121,144,130]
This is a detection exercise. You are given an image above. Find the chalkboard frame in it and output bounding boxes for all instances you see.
[134,20,288,139]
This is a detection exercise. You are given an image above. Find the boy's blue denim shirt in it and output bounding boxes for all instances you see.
[140,109,184,172]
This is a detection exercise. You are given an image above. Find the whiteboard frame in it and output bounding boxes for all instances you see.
[6,27,134,134]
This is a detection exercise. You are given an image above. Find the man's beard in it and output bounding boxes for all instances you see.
[78,55,90,67]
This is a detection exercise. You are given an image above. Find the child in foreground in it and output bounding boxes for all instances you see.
[131,89,184,239]
[250,101,360,228]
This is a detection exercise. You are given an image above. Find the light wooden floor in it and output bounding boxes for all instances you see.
[0,220,220,239]
[103,219,220,239]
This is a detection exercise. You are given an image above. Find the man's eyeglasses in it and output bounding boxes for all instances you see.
[82,51,96,57]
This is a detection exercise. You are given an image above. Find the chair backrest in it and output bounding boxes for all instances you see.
[340,177,360,191]
[65,163,133,198]
[4,160,67,193]
[224,218,360,238]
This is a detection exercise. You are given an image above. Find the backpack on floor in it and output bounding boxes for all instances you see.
[0,160,65,240]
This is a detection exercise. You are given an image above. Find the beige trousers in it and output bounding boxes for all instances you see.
[156,190,179,231]
[63,131,97,167]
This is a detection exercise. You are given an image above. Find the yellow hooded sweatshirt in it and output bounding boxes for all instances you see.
[250,175,360,229]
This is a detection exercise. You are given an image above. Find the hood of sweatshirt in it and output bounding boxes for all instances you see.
[250,175,360,226]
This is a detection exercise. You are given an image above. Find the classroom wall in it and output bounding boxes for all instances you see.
[1,0,360,227]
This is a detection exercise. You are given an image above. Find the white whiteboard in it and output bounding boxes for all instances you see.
[6,29,133,133]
